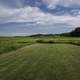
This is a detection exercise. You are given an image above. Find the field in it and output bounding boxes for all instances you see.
[0,36,80,54]
[0,37,80,80]
[0,37,35,54]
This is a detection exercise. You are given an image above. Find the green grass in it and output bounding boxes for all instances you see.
[0,37,36,54]
[0,44,80,80]
[0,37,80,54]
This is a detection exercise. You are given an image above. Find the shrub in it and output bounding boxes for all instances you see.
[36,40,45,43]
[36,39,54,43]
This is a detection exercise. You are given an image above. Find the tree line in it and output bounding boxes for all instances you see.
[29,27,80,37]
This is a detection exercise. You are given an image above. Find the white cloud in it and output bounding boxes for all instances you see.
[43,0,59,9]
[42,0,80,9]
[59,0,80,7]
[0,5,80,28]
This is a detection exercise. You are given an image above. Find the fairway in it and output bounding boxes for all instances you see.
[0,44,80,80]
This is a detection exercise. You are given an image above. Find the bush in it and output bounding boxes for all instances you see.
[36,39,54,43]
[36,40,45,43]
[69,42,80,46]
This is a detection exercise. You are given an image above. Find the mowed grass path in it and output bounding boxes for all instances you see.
[0,44,80,80]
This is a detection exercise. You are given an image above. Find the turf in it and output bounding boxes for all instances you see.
[0,44,80,80]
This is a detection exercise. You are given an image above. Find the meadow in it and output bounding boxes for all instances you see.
[0,36,80,80]
[0,44,80,80]
[0,36,80,54]
[0,37,35,54]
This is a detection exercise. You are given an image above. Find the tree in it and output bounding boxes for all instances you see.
[70,27,80,37]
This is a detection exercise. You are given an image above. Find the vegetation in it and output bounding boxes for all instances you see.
[60,27,80,37]
[0,44,80,80]
[70,27,80,37]
[0,36,80,54]
[0,27,80,80]
[0,37,36,54]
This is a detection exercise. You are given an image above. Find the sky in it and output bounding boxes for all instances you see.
[0,0,80,36]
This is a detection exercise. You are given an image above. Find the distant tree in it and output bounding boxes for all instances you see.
[70,27,80,37]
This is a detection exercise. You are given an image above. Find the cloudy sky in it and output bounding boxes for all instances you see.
[0,0,80,36]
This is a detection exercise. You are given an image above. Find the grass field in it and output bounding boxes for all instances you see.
[0,37,80,54]
[0,43,80,80]
[0,37,35,54]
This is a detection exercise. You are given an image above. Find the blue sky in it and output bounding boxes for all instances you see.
[0,0,80,36]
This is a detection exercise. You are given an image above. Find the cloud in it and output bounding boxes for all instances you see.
[0,0,24,8]
[42,0,80,9]
[42,0,59,9]
[0,0,80,35]
[0,5,80,28]
[0,0,80,28]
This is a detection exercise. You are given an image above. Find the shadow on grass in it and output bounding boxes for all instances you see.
[36,39,80,46]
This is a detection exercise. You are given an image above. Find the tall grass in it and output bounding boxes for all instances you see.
[0,37,80,54]
[0,37,35,54]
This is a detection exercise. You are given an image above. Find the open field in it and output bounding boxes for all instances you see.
[0,37,35,54]
[0,36,80,54]
[0,44,80,80]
